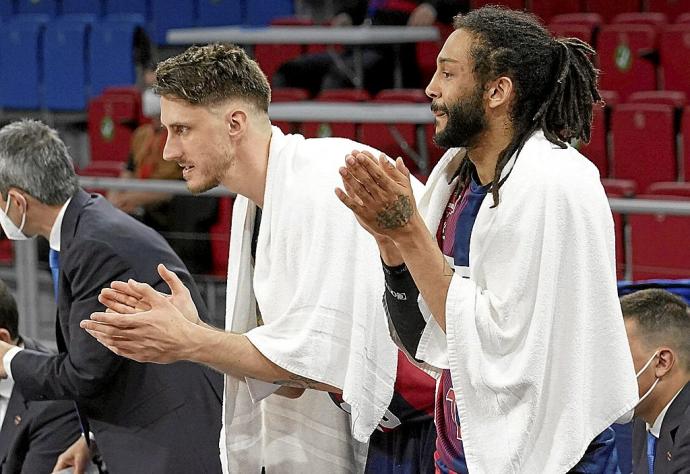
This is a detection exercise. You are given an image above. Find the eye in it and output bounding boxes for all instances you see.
[442,71,452,79]
[173,125,189,135]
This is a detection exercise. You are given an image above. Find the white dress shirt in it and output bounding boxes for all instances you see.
[648,387,685,438]
[2,198,71,381]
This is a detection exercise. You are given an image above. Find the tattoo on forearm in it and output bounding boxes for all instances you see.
[273,374,320,390]
[376,195,413,229]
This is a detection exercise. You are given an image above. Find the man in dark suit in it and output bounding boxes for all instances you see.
[0,279,82,473]
[622,289,690,474]
[0,119,223,474]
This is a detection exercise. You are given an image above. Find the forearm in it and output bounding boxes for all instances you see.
[393,214,452,331]
[383,262,426,357]
[188,325,341,392]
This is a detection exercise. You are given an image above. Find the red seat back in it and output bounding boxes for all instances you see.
[659,25,690,96]
[612,103,677,190]
[602,178,637,279]
[302,89,370,140]
[627,90,687,108]
[584,0,641,22]
[87,86,142,165]
[683,106,690,181]
[271,87,309,134]
[530,0,583,23]
[648,0,690,21]
[597,24,657,99]
[209,197,233,277]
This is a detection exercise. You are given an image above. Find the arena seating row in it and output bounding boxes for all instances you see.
[0,14,141,110]
[2,0,294,43]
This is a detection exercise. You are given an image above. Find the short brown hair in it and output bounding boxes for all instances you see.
[154,43,271,111]
[621,289,690,369]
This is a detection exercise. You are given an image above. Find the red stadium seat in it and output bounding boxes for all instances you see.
[530,0,582,23]
[683,106,690,182]
[209,196,233,277]
[611,103,677,190]
[627,90,687,108]
[254,17,315,84]
[584,0,642,22]
[602,178,637,279]
[360,89,429,173]
[646,182,690,196]
[271,87,309,134]
[659,24,690,96]
[0,239,12,265]
[302,89,371,140]
[677,13,690,24]
[548,23,595,44]
[87,86,142,165]
[579,90,619,178]
[612,12,669,31]
[597,24,657,99]
[550,13,603,28]
[629,188,690,279]
[648,0,690,21]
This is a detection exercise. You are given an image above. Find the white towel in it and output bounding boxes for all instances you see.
[219,127,399,473]
[416,131,639,473]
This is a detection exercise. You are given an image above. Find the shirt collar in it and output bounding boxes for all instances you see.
[48,197,72,251]
[648,387,685,437]
[0,341,21,399]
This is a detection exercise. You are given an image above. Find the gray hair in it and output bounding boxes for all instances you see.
[0,120,79,205]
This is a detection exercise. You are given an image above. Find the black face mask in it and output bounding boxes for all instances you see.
[432,85,487,150]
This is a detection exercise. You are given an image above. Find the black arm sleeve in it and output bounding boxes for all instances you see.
[382,261,427,359]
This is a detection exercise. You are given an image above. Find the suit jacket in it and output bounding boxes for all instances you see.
[0,338,81,474]
[633,382,690,473]
[10,189,223,474]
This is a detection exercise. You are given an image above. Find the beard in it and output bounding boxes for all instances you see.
[432,86,487,149]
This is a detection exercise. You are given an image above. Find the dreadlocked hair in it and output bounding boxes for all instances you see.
[453,6,601,207]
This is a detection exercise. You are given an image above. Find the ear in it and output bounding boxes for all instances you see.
[0,328,13,345]
[655,347,676,378]
[224,107,248,139]
[486,76,513,110]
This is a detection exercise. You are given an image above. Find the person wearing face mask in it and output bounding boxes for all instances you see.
[621,288,690,474]
[0,119,223,474]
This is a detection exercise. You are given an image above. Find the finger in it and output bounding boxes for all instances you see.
[379,154,409,185]
[158,264,189,297]
[127,279,168,306]
[352,152,396,193]
[85,312,145,329]
[335,187,364,214]
[396,156,411,178]
[340,166,372,206]
[99,288,143,313]
[52,457,69,471]
[110,280,144,299]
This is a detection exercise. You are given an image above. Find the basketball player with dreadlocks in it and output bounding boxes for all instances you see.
[337,6,638,473]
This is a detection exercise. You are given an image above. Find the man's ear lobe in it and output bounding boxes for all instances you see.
[487,76,513,109]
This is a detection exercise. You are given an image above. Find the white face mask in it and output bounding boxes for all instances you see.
[615,350,661,424]
[0,194,29,240]
[635,350,660,406]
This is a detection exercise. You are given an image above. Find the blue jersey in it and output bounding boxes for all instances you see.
[434,175,489,474]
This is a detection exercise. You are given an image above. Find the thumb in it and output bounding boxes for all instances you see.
[158,264,188,296]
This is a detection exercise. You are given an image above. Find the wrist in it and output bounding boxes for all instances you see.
[390,212,425,246]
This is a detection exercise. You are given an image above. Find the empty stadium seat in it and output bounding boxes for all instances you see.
[150,0,195,44]
[629,188,690,280]
[197,0,242,27]
[648,0,690,21]
[104,0,149,18]
[548,23,596,44]
[0,16,48,109]
[627,90,687,107]
[43,16,94,110]
[579,90,619,178]
[602,178,637,279]
[646,182,690,196]
[611,103,677,190]
[530,0,582,22]
[361,89,429,173]
[585,0,641,22]
[549,13,603,44]
[62,0,102,15]
[677,12,690,24]
[303,89,371,140]
[87,86,143,164]
[271,87,309,134]
[597,24,657,99]
[90,15,144,97]
[659,24,690,96]
[550,13,604,28]
[612,12,669,30]
[254,17,313,84]
[246,0,293,26]
[0,2,12,18]
[16,0,58,16]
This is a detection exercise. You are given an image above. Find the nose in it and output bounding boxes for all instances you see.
[425,71,440,100]
[162,132,180,162]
